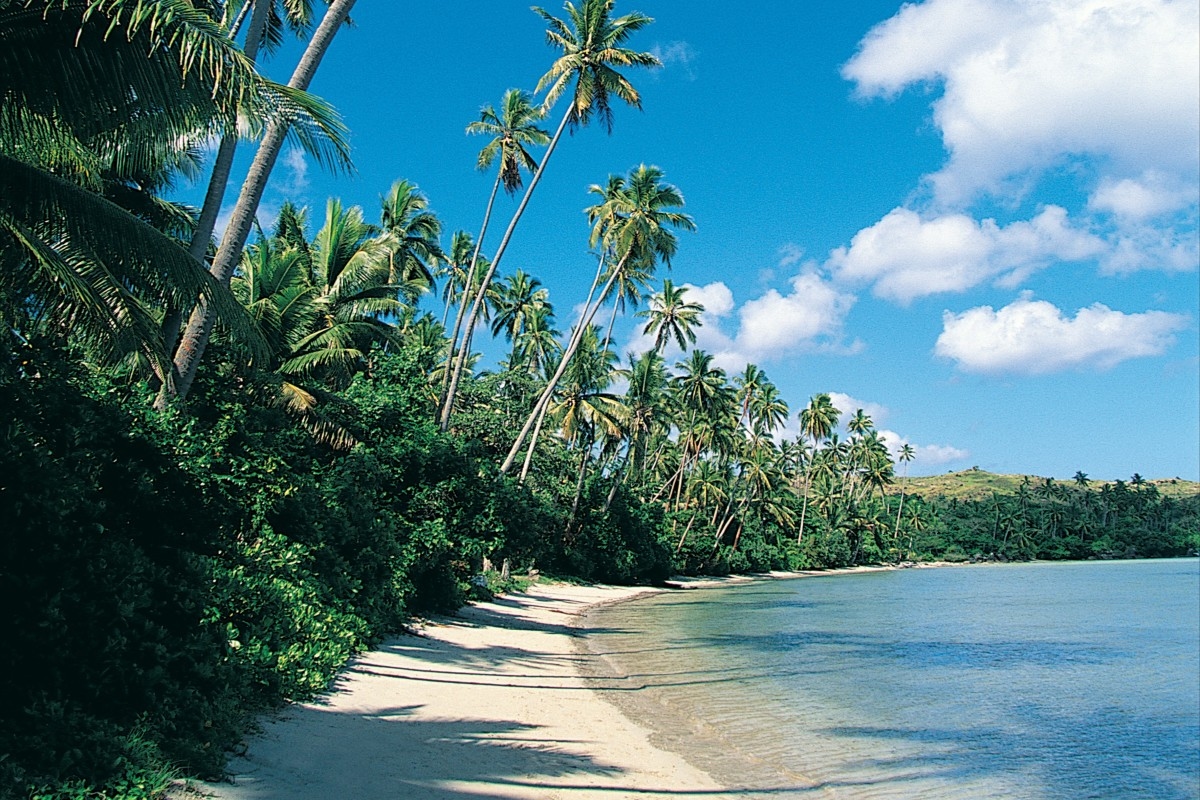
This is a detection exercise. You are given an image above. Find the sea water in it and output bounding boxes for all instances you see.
[581,559,1200,799]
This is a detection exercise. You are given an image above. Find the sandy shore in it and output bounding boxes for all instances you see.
[176,582,753,800]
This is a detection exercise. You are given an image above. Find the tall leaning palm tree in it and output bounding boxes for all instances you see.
[163,0,357,406]
[797,393,840,543]
[503,164,694,479]
[0,0,328,376]
[166,0,321,358]
[439,0,659,430]
[440,89,548,398]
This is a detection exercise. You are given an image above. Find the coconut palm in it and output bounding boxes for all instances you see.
[0,0,345,377]
[378,179,442,295]
[639,279,704,355]
[511,304,562,376]
[847,408,873,437]
[503,164,694,478]
[440,0,659,429]
[439,90,549,399]
[279,198,402,385]
[164,0,358,405]
[597,255,652,352]
[749,382,789,442]
[660,349,730,507]
[544,325,627,529]
[491,270,551,364]
[437,231,478,325]
[797,393,840,543]
[621,350,668,480]
[171,0,323,357]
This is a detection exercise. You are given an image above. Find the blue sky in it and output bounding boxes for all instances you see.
[196,0,1200,480]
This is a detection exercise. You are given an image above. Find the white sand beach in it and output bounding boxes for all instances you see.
[176,582,750,800]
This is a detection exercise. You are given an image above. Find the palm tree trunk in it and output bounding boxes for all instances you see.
[160,0,356,406]
[515,255,608,481]
[567,429,594,537]
[797,470,813,544]
[893,468,909,550]
[160,0,272,383]
[439,172,501,404]
[676,509,699,552]
[440,105,572,430]
[504,251,628,478]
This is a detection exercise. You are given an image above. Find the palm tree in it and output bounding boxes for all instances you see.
[163,0,357,405]
[547,326,627,529]
[491,270,551,364]
[797,393,840,543]
[506,166,695,478]
[660,349,730,507]
[167,0,323,356]
[436,231,484,335]
[440,0,659,429]
[439,90,549,400]
[278,198,402,385]
[598,255,651,353]
[0,0,337,377]
[847,408,873,437]
[749,382,789,442]
[639,279,704,355]
[378,179,442,295]
[512,304,562,376]
[621,350,668,480]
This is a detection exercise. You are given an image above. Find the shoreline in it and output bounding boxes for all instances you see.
[175,582,744,799]
[174,563,965,799]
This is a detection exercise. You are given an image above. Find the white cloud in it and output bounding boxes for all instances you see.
[934,292,1189,374]
[627,276,860,373]
[828,205,1105,303]
[844,0,1200,205]
[1100,226,1200,274]
[1089,171,1199,221]
[684,281,735,318]
[827,392,891,429]
[878,429,970,467]
[735,273,857,355]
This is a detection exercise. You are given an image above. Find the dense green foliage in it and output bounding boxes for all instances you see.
[2,2,1196,798]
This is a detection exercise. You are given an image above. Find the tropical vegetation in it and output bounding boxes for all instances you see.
[2,1,1196,797]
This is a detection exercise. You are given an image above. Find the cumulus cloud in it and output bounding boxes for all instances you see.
[844,0,1200,205]
[685,281,735,318]
[828,205,1106,302]
[827,392,891,429]
[1089,171,1199,221]
[735,273,857,355]
[934,292,1189,374]
[626,275,860,373]
[702,274,859,371]
[878,429,970,467]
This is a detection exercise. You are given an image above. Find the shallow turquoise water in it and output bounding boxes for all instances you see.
[582,560,1200,799]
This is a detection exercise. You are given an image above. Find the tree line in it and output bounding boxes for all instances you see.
[2,1,1196,797]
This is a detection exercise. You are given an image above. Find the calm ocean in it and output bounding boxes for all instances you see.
[581,559,1200,799]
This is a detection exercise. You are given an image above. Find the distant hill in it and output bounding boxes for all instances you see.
[882,468,1200,501]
